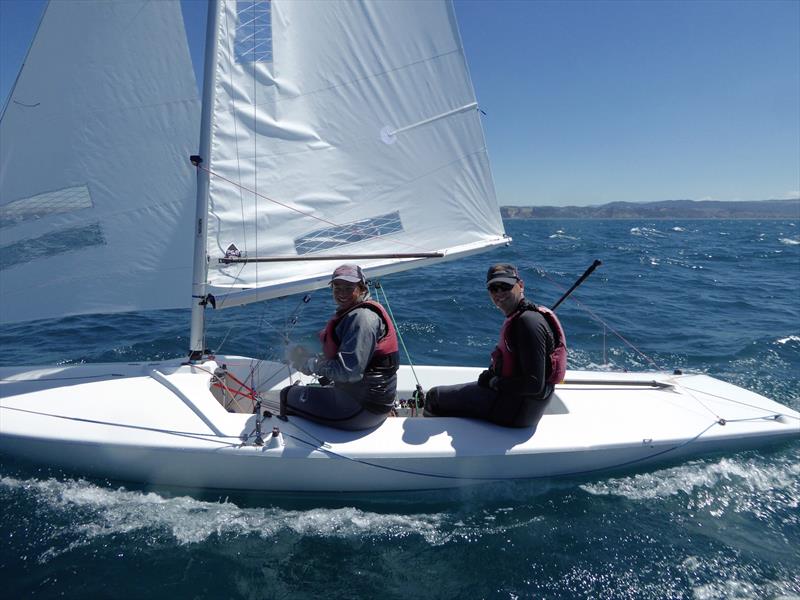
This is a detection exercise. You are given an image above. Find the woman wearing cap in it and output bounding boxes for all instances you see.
[423,263,567,428]
[280,264,400,430]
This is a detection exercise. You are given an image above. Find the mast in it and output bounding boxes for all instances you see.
[189,0,221,359]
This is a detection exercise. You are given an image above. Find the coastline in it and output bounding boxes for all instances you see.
[501,198,800,220]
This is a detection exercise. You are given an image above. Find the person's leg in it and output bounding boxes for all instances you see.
[280,385,387,431]
[491,387,554,428]
[424,382,497,420]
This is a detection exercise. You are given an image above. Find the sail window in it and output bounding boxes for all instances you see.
[235,1,273,63]
[294,211,404,255]
[0,185,92,228]
[0,222,106,271]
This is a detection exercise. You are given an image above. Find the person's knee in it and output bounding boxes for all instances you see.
[279,385,293,416]
[423,387,440,417]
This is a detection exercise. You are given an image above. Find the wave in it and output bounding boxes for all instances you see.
[580,455,799,507]
[630,227,667,238]
[779,237,800,246]
[0,474,558,561]
[0,475,453,555]
[549,229,579,240]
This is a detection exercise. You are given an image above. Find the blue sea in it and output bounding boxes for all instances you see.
[1,219,799,599]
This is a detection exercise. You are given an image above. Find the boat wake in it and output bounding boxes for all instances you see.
[0,474,554,562]
[580,454,800,515]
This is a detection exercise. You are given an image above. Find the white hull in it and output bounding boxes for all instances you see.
[1,356,797,493]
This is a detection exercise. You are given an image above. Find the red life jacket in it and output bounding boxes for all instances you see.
[319,300,399,368]
[490,302,567,384]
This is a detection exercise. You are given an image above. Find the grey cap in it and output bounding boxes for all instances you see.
[331,264,366,284]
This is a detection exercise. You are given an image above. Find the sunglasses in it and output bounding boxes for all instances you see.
[487,282,514,293]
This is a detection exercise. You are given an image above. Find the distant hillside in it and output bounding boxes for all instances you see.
[501,199,800,219]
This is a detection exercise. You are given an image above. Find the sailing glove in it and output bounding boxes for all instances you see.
[478,369,501,391]
[300,356,318,376]
[477,369,493,388]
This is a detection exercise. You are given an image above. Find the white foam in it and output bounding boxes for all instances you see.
[776,335,800,345]
[779,237,800,246]
[580,456,800,503]
[683,554,800,600]
[630,227,667,238]
[692,578,797,600]
[0,474,553,562]
[548,230,578,240]
[0,475,450,552]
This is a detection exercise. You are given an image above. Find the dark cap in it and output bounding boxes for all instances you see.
[331,264,366,284]
[486,263,520,287]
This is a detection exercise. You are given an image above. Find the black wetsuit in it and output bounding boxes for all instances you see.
[425,299,555,427]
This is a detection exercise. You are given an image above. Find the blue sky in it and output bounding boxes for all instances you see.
[1,0,798,206]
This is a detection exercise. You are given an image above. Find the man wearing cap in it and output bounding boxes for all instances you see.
[423,263,567,428]
[280,264,400,430]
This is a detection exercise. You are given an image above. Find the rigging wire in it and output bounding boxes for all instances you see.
[252,293,315,391]
[681,384,800,420]
[371,280,424,403]
[277,418,731,482]
[206,259,249,353]
[524,264,790,424]
[529,264,663,371]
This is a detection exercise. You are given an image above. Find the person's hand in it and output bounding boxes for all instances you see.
[299,356,318,376]
[287,345,309,370]
[478,370,500,391]
[477,369,493,388]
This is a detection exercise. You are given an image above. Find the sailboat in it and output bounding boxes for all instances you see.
[1,0,797,493]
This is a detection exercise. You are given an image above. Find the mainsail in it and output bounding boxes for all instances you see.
[0,1,200,324]
[203,0,507,308]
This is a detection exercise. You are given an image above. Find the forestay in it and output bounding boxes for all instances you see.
[0,1,200,324]
[204,0,506,308]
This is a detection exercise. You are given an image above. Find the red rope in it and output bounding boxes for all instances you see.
[193,363,259,408]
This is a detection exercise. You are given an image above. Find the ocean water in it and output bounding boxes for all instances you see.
[1,219,798,599]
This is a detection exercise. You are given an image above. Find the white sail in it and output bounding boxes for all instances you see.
[204,0,506,308]
[0,0,200,324]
